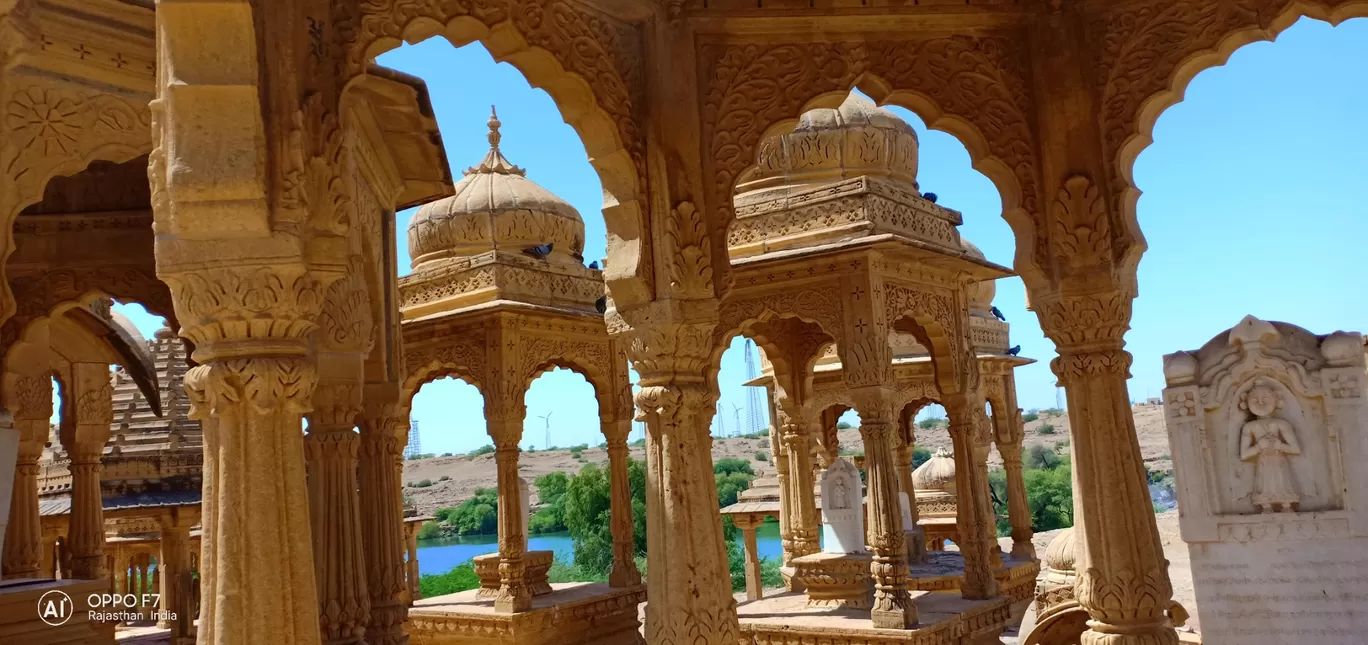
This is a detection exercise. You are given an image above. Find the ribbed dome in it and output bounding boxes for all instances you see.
[408,108,584,271]
[911,448,956,493]
[1043,528,1077,573]
[960,239,996,317]
[738,94,919,194]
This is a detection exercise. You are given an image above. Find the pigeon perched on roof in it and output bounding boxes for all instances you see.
[922,192,938,203]
[587,261,599,269]
[523,242,554,259]
[595,296,608,314]
[1007,345,1021,356]
[991,306,1006,321]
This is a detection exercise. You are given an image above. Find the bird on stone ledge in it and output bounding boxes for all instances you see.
[991,305,1007,321]
[523,242,554,259]
[1007,345,1021,356]
[587,260,600,269]
[922,191,938,203]
[595,296,608,314]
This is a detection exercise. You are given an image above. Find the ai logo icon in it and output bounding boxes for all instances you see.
[38,589,74,626]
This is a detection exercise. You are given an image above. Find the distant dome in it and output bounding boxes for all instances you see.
[911,448,956,493]
[738,94,919,194]
[960,239,996,317]
[1043,528,1077,573]
[408,108,584,271]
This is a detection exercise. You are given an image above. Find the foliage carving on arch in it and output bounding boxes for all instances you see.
[0,82,152,322]
[717,286,845,344]
[1089,0,1368,281]
[350,0,646,179]
[517,334,615,413]
[0,267,176,352]
[700,35,1042,273]
[401,338,487,404]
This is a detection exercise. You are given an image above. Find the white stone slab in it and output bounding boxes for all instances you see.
[1162,316,1368,645]
[820,458,865,554]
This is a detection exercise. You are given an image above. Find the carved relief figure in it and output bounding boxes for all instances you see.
[1237,384,1302,513]
[832,478,850,510]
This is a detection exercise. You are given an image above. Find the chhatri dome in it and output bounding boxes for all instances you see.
[738,93,920,198]
[408,107,585,271]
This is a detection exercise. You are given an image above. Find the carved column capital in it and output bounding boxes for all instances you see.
[310,380,363,432]
[1034,290,1133,352]
[1051,348,1134,384]
[159,262,333,361]
[184,356,318,419]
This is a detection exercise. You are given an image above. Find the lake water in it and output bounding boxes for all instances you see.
[417,522,787,576]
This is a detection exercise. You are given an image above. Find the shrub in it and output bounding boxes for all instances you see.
[411,479,434,488]
[1024,443,1061,470]
[755,451,768,462]
[420,563,481,597]
[629,438,646,447]
[416,521,441,541]
[436,488,500,536]
[836,421,853,430]
[467,444,496,458]
[1022,412,1039,422]
[440,452,453,457]
[714,458,754,476]
[438,475,451,482]
[912,446,933,469]
[1039,423,1056,435]
[918,416,945,430]
[1042,408,1064,417]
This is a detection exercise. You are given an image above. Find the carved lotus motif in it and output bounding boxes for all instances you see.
[7,88,81,155]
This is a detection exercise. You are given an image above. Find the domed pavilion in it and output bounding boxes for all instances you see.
[396,109,643,642]
[718,94,1038,635]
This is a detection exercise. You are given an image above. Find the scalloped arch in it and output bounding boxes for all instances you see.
[1102,3,1368,290]
[349,5,651,306]
[525,357,615,422]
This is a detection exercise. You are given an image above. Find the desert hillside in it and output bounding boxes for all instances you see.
[401,402,1174,514]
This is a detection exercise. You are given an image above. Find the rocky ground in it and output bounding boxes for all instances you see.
[401,402,1176,513]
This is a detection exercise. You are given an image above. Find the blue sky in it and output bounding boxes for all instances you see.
[114,17,1367,455]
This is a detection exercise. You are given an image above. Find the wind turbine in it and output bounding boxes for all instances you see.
[732,403,743,438]
[715,401,726,437]
[539,411,553,449]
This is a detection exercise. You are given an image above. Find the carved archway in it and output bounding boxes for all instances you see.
[1093,2,1368,288]
[700,36,1044,291]
[400,340,488,419]
[349,1,651,306]
[523,349,617,424]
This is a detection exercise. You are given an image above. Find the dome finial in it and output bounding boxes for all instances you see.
[465,106,525,177]
[487,105,502,150]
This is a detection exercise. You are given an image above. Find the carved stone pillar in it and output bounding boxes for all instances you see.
[894,431,926,563]
[943,395,999,599]
[851,387,916,629]
[306,380,370,645]
[998,440,1035,560]
[765,385,794,569]
[1,374,48,579]
[602,417,642,587]
[66,362,112,581]
[358,401,409,645]
[620,306,740,645]
[776,404,819,560]
[487,416,530,613]
[404,524,420,604]
[733,514,764,601]
[158,508,198,644]
[1041,297,1175,645]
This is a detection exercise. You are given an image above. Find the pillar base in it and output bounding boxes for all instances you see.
[791,552,873,609]
[474,551,553,598]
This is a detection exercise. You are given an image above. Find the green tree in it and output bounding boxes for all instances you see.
[713,458,754,476]
[1024,443,1061,470]
[432,487,500,536]
[559,459,649,577]
[529,472,570,534]
[912,446,933,469]
[563,464,615,573]
[918,416,944,430]
[836,420,853,429]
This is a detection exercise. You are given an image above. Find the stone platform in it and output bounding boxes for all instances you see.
[0,578,111,644]
[737,589,1011,645]
[908,552,1039,622]
[408,582,645,645]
